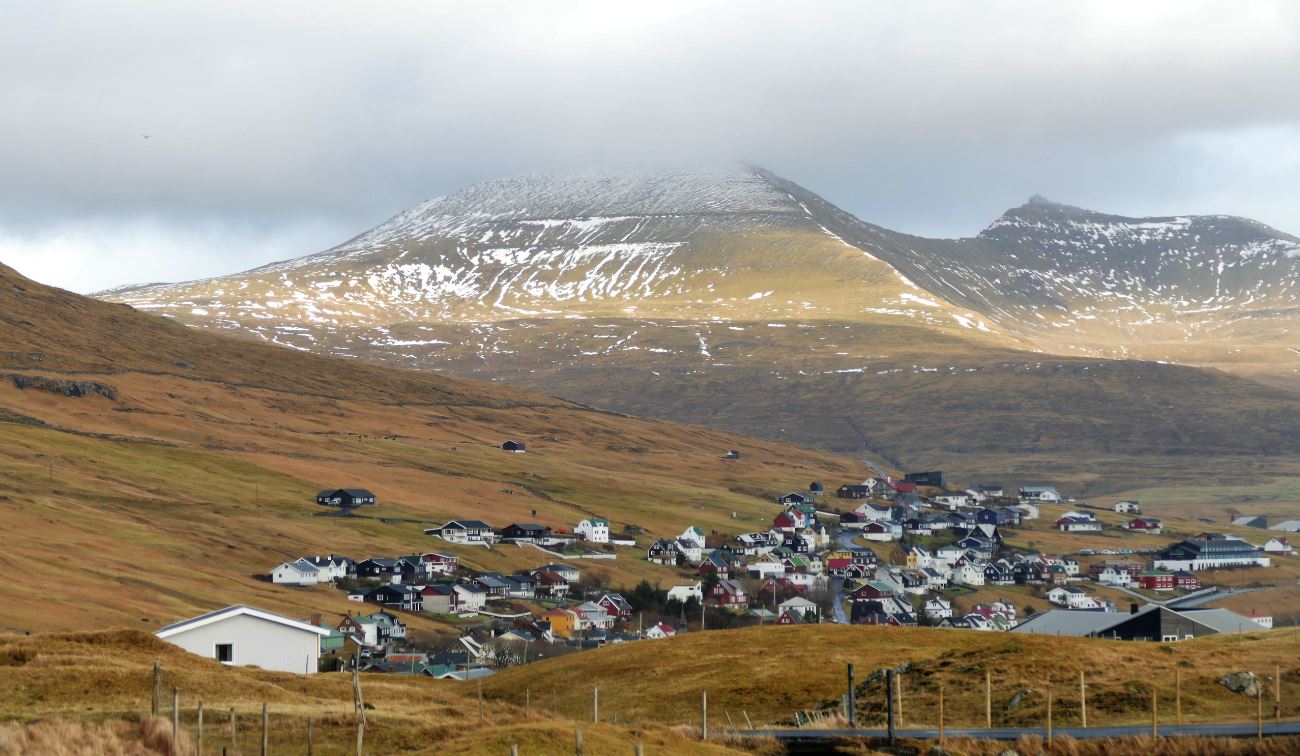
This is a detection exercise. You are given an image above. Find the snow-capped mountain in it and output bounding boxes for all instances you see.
[97,165,1300,489]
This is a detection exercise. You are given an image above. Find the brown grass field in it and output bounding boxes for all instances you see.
[5,625,1300,754]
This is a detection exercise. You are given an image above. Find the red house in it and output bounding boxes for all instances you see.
[1137,571,1175,591]
[1172,571,1201,590]
[1126,517,1164,534]
[707,579,749,609]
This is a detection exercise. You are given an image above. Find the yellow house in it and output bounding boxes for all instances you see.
[546,608,578,639]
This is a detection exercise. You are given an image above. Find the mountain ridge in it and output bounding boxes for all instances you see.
[92,165,1300,489]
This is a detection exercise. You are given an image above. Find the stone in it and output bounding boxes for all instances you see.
[1219,671,1262,697]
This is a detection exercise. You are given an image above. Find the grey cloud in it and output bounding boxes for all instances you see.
[2,0,1299,291]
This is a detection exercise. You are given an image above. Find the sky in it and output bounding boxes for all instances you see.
[3,1,1300,293]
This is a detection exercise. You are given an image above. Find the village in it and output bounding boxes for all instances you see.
[153,449,1298,683]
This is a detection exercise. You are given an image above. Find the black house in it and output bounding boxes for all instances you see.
[356,558,399,580]
[499,523,551,542]
[315,488,376,508]
[837,484,871,499]
[809,481,824,495]
[502,440,526,452]
[903,471,946,488]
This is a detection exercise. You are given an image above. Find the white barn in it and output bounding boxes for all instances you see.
[155,605,331,674]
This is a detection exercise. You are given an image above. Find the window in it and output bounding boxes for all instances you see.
[216,643,233,663]
[1162,635,1179,642]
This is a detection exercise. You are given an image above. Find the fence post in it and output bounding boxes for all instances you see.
[526,688,530,710]
[897,670,904,727]
[1277,664,1282,722]
[635,741,644,756]
[306,717,313,756]
[479,678,485,723]
[575,727,584,756]
[593,686,599,723]
[701,690,708,740]
[353,666,366,756]
[985,669,992,729]
[197,700,204,756]
[510,745,519,756]
[1176,668,1182,724]
[172,688,180,742]
[151,660,161,717]
[1258,683,1263,740]
[230,708,237,756]
[743,710,753,729]
[938,684,945,746]
[886,670,896,746]
[1046,684,1052,743]
[846,663,856,729]
[1151,685,1158,740]
[1080,670,1087,728]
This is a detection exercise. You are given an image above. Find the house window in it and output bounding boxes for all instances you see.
[216,643,234,663]
[1162,635,1179,642]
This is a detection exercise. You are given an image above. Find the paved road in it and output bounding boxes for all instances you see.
[734,721,1300,741]
[829,530,868,624]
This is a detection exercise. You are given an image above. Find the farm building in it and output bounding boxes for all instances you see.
[156,605,330,674]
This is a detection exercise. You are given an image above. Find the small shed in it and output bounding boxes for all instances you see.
[502,440,526,453]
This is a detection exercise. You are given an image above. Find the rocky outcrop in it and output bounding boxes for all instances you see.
[1219,671,1262,697]
[8,375,117,400]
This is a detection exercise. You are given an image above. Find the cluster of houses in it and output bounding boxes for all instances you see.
[423,517,636,548]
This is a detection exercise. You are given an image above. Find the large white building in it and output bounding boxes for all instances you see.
[575,517,610,544]
[1154,534,1270,571]
[156,605,330,674]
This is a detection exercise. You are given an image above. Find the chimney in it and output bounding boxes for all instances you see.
[311,613,322,627]
[1130,602,1140,615]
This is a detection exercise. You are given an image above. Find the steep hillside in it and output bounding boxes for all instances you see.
[0,264,866,631]
[96,166,1300,491]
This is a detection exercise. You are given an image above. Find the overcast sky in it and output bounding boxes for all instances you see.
[3,1,1299,293]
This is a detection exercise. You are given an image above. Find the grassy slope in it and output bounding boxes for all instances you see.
[0,263,865,632]
[0,629,742,755]
[482,624,1300,729]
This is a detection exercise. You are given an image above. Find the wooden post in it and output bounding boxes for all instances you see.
[886,670,896,746]
[510,745,519,756]
[151,660,161,717]
[1046,684,1052,743]
[1258,684,1264,740]
[896,670,904,728]
[306,717,313,756]
[478,678,485,722]
[260,703,268,756]
[1176,668,1182,724]
[172,688,180,742]
[1276,664,1282,722]
[197,701,204,756]
[635,741,644,756]
[701,690,708,740]
[353,666,365,756]
[985,669,992,729]
[938,684,945,746]
[743,710,753,729]
[846,663,856,729]
[725,710,735,730]
[526,688,530,710]
[592,686,599,723]
[230,708,237,756]
[1080,670,1087,728]
[1152,685,1158,740]
[575,728,584,756]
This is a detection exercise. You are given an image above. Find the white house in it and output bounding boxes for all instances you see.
[271,559,324,586]
[1096,566,1133,588]
[924,597,953,620]
[1019,486,1061,503]
[778,596,819,618]
[645,622,676,639]
[1047,586,1096,608]
[1010,502,1040,521]
[1114,500,1141,514]
[575,517,610,544]
[955,563,986,587]
[452,584,488,615]
[155,605,329,674]
[666,582,704,604]
[679,526,707,550]
[425,520,497,545]
[1262,537,1293,556]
